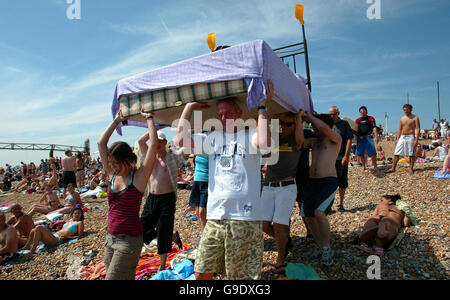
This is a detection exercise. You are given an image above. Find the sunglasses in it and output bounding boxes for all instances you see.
[280,121,294,127]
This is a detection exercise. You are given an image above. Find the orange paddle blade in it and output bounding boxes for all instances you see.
[207,33,216,52]
[295,4,305,25]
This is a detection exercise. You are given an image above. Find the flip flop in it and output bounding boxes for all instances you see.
[373,248,384,256]
[355,244,374,255]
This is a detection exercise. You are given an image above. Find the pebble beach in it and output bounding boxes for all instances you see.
[0,140,449,280]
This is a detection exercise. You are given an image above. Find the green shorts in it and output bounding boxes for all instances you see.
[194,220,264,280]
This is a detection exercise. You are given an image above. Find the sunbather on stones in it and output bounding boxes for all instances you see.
[359,194,414,249]
[0,212,19,265]
[22,207,84,256]
[27,185,62,217]
[7,204,35,248]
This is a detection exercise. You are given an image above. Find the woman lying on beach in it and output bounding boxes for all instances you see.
[22,207,84,256]
[27,185,62,217]
[358,194,415,254]
[52,184,83,215]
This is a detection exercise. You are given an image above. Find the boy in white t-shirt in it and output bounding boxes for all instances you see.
[174,82,274,280]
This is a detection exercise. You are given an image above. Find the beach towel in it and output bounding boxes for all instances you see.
[285,263,326,280]
[0,203,14,213]
[80,260,106,280]
[135,244,189,280]
[46,212,64,222]
[1,239,79,266]
[434,168,450,179]
[150,259,194,280]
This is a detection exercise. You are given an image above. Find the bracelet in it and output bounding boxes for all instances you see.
[257,105,267,111]
[146,115,153,120]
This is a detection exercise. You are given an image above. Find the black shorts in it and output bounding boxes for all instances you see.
[140,192,176,254]
[295,167,310,204]
[335,160,349,189]
[301,177,338,218]
[62,171,77,188]
[188,181,208,208]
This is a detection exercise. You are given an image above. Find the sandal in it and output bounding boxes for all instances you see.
[337,205,345,212]
[271,263,287,275]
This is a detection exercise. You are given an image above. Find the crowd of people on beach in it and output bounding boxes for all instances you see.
[1,92,449,278]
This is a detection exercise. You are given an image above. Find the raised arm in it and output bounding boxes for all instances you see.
[174,102,209,152]
[307,111,342,144]
[295,110,305,151]
[133,110,159,192]
[97,110,127,178]
[257,81,274,150]
[138,132,150,154]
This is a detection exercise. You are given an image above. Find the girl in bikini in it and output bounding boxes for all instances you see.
[52,184,83,215]
[22,207,84,256]
[27,185,62,217]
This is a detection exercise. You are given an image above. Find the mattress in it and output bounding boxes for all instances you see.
[112,40,313,134]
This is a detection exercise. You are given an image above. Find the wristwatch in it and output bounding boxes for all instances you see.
[257,105,267,111]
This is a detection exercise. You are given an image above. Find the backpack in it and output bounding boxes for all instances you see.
[357,117,374,136]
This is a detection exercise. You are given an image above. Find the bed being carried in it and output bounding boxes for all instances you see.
[112,40,313,134]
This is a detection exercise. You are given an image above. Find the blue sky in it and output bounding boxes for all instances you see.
[1,0,449,166]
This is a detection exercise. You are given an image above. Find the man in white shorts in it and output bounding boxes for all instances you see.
[262,111,304,274]
[389,104,421,175]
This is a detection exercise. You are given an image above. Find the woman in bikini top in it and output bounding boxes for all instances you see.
[64,184,81,208]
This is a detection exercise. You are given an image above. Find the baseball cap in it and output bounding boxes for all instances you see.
[157,132,167,140]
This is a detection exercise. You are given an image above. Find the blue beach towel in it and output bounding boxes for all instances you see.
[434,168,450,179]
[285,263,326,280]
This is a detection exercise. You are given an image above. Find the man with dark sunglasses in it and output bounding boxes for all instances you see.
[261,111,304,274]
[328,106,353,212]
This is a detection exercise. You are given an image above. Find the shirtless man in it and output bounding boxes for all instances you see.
[389,104,421,174]
[301,112,342,266]
[360,194,412,248]
[0,212,19,265]
[62,150,77,196]
[75,153,86,189]
[7,204,35,247]
[138,131,185,271]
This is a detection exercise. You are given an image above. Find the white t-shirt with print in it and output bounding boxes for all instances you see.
[193,128,267,221]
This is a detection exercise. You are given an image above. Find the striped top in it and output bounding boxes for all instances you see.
[107,169,143,237]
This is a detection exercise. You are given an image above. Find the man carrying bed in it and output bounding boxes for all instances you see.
[389,104,421,175]
[174,81,274,280]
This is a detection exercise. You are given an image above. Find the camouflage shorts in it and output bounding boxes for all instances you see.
[194,220,264,280]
